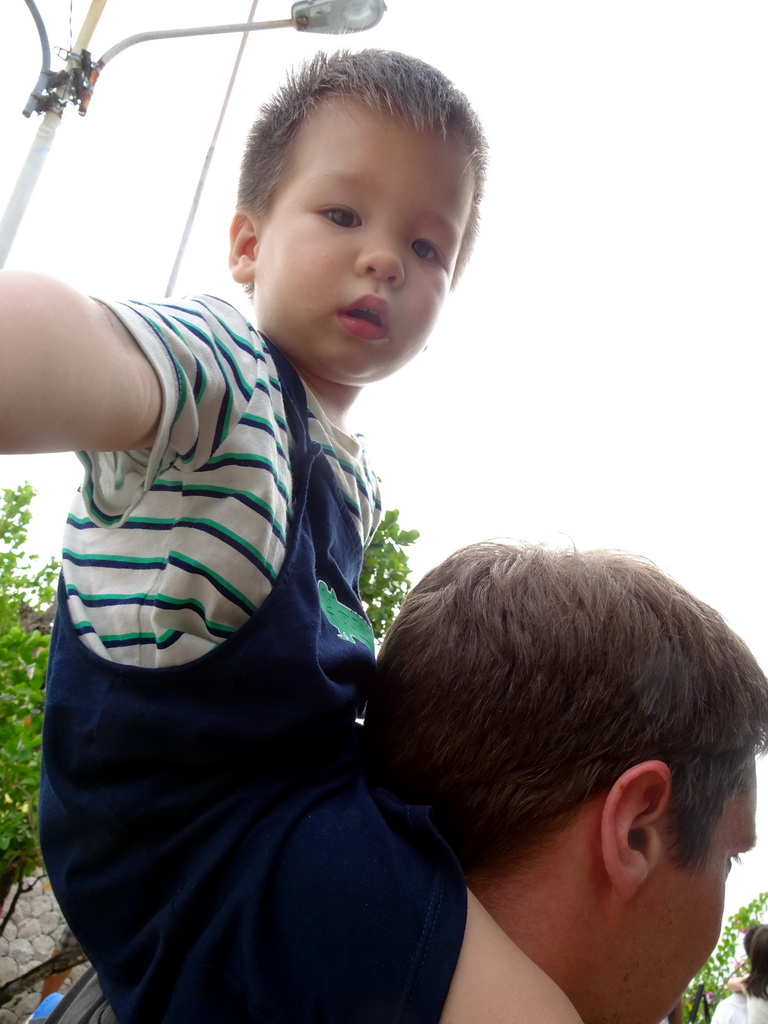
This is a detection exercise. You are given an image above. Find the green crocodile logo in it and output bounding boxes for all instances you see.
[318,580,374,653]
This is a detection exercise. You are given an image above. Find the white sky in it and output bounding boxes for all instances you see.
[1,0,766,930]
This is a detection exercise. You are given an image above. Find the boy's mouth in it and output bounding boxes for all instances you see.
[338,295,390,342]
[347,306,382,328]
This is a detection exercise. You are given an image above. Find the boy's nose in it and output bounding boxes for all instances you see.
[355,247,404,287]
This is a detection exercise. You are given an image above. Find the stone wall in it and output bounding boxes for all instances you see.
[0,876,87,1024]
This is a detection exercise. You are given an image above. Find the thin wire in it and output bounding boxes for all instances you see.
[20,0,52,117]
[164,0,260,297]
[22,0,51,72]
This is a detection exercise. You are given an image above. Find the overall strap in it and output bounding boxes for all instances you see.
[262,335,312,453]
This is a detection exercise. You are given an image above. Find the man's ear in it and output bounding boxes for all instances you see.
[229,212,260,285]
[600,760,672,900]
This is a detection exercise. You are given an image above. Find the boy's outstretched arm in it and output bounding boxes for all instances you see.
[0,272,161,454]
[440,893,583,1024]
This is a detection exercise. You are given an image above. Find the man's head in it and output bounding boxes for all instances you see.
[229,50,486,418]
[366,541,767,871]
[365,542,767,1023]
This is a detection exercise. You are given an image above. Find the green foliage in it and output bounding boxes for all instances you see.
[683,892,768,1016]
[0,485,58,909]
[359,508,419,643]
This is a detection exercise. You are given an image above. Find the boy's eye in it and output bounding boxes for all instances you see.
[412,239,440,262]
[325,208,360,228]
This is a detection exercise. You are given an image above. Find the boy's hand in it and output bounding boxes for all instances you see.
[0,272,161,454]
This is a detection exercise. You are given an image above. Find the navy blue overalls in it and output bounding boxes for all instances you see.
[40,343,465,1024]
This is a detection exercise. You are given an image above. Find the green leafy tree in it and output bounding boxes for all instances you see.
[0,484,58,917]
[683,892,768,1017]
[359,507,420,643]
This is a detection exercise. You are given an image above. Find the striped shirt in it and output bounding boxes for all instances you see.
[61,296,381,667]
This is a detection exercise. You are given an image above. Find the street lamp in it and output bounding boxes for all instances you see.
[292,0,386,33]
[94,1,387,81]
[0,0,387,268]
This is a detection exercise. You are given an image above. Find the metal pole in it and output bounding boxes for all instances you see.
[165,0,261,297]
[0,0,109,268]
[72,0,109,53]
[97,20,292,68]
[0,112,59,267]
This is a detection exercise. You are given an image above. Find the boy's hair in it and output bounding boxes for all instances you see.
[745,925,768,999]
[237,48,487,286]
[365,542,768,872]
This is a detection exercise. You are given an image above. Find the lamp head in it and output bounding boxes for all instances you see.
[292,0,387,34]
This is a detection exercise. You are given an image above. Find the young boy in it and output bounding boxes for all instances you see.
[1,49,580,1024]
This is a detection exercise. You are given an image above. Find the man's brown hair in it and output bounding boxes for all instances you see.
[365,542,768,871]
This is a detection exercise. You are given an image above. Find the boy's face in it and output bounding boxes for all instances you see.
[230,99,474,418]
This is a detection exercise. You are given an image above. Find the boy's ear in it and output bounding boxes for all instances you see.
[229,212,260,285]
[600,760,672,901]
